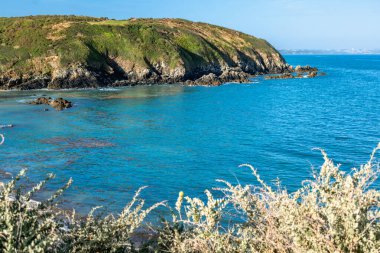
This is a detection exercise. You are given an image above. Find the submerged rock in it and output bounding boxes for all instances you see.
[40,137,115,148]
[29,97,72,111]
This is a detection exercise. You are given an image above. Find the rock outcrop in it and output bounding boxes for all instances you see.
[294,65,319,73]
[265,73,295,80]
[265,65,325,80]
[29,97,72,111]
[0,16,290,89]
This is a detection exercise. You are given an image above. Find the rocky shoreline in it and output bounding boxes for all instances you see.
[0,63,290,90]
[0,63,323,90]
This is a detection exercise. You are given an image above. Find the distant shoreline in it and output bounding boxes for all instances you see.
[280,49,380,55]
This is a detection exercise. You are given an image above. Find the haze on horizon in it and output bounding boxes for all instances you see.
[1,0,379,50]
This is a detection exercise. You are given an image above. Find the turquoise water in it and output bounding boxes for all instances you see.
[0,55,379,215]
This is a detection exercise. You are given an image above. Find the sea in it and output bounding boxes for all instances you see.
[0,55,379,216]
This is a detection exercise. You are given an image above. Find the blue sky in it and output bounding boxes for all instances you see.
[1,0,379,50]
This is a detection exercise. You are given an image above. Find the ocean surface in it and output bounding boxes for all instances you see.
[0,55,379,216]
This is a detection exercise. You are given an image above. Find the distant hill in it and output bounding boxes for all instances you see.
[0,16,289,89]
[280,49,380,55]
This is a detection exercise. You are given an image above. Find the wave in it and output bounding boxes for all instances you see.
[98,88,121,91]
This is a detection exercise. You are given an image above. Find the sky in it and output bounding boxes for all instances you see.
[1,0,379,50]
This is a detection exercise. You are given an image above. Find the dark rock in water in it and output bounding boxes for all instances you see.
[294,65,319,73]
[44,108,49,111]
[193,73,222,86]
[30,97,51,105]
[185,68,250,86]
[49,98,72,111]
[29,97,72,111]
[308,71,318,78]
[265,65,324,80]
[219,69,250,84]
[265,73,295,80]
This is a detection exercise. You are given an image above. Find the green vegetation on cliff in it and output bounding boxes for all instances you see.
[0,16,288,89]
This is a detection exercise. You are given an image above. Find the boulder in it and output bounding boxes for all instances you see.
[294,65,319,73]
[49,98,72,111]
[265,73,295,80]
[308,71,318,78]
[28,97,72,111]
[29,97,51,105]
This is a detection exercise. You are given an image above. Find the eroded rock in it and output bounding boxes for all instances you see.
[49,98,72,111]
[265,65,325,80]
[29,97,72,111]
[265,73,295,80]
[295,65,319,73]
[308,71,318,78]
[185,69,250,86]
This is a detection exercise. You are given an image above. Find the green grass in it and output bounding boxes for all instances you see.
[0,15,284,82]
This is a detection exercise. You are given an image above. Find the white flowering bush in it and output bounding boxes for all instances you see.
[0,134,163,253]
[0,168,72,253]
[159,144,380,253]
[62,187,164,253]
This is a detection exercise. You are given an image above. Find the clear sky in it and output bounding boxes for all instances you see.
[1,0,379,50]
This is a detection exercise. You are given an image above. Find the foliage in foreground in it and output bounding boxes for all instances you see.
[0,134,379,252]
[159,145,380,253]
[0,171,163,253]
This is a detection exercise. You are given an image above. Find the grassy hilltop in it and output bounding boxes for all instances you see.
[0,16,288,89]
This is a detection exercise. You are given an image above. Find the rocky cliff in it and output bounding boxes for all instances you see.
[0,16,290,90]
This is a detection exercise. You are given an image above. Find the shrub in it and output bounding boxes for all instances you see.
[0,134,164,253]
[0,169,72,252]
[158,144,380,253]
[61,187,164,253]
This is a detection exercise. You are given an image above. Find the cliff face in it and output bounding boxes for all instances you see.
[0,16,289,90]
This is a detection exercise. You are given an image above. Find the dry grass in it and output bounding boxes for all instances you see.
[46,22,72,41]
